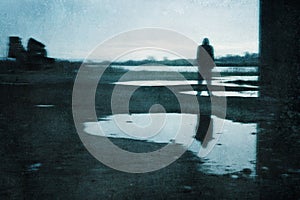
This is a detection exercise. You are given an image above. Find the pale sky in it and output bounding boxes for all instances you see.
[0,0,259,60]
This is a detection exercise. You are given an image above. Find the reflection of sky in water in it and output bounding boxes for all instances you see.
[35,104,55,108]
[181,90,259,98]
[113,74,259,98]
[191,117,257,175]
[114,80,198,86]
[26,163,42,172]
[112,65,258,73]
[83,113,257,175]
[114,75,258,88]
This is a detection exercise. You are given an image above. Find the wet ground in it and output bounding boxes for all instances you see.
[84,114,257,176]
[0,65,299,199]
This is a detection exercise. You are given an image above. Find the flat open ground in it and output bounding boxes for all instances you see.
[0,65,299,199]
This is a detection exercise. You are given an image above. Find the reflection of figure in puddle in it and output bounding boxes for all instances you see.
[196,38,214,95]
[195,115,214,148]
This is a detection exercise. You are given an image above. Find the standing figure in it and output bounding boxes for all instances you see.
[196,38,214,94]
[196,39,215,149]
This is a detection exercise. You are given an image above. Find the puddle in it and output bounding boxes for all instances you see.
[189,118,257,175]
[113,75,258,89]
[114,80,198,86]
[83,113,257,176]
[213,75,258,81]
[112,65,258,73]
[26,163,42,172]
[0,82,30,85]
[180,90,259,98]
[213,76,258,88]
[86,113,196,143]
[35,104,55,108]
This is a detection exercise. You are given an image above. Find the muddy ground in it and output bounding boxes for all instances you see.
[0,67,299,199]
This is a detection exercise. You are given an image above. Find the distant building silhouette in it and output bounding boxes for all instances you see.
[7,36,54,69]
[27,38,47,58]
[8,36,27,65]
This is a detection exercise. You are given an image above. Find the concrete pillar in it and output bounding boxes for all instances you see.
[258,2,299,198]
[260,0,299,100]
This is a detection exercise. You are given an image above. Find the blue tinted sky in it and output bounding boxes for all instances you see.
[0,0,259,60]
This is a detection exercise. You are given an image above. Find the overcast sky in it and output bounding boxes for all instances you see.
[0,0,259,60]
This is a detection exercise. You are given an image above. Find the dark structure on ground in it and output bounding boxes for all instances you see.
[259,1,300,199]
[7,36,54,69]
[260,0,299,100]
[8,37,27,66]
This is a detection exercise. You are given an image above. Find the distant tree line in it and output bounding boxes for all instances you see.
[111,58,194,66]
[215,52,259,66]
[111,52,259,66]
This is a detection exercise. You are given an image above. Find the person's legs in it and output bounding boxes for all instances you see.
[206,70,213,96]
[200,69,213,96]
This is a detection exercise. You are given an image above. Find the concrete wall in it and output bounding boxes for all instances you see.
[260,0,299,100]
[258,3,299,197]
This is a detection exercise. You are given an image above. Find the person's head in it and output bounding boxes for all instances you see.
[202,38,210,45]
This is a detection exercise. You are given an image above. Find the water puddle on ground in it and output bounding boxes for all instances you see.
[26,163,42,172]
[181,90,259,98]
[213,76,258,88]
[35,104,55,108]
[113,80,258,88]
[83,113,257,176]
[0,82,30,85]
[113,76,258,89]
[111,65,258,73]
[114,80,198,86]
